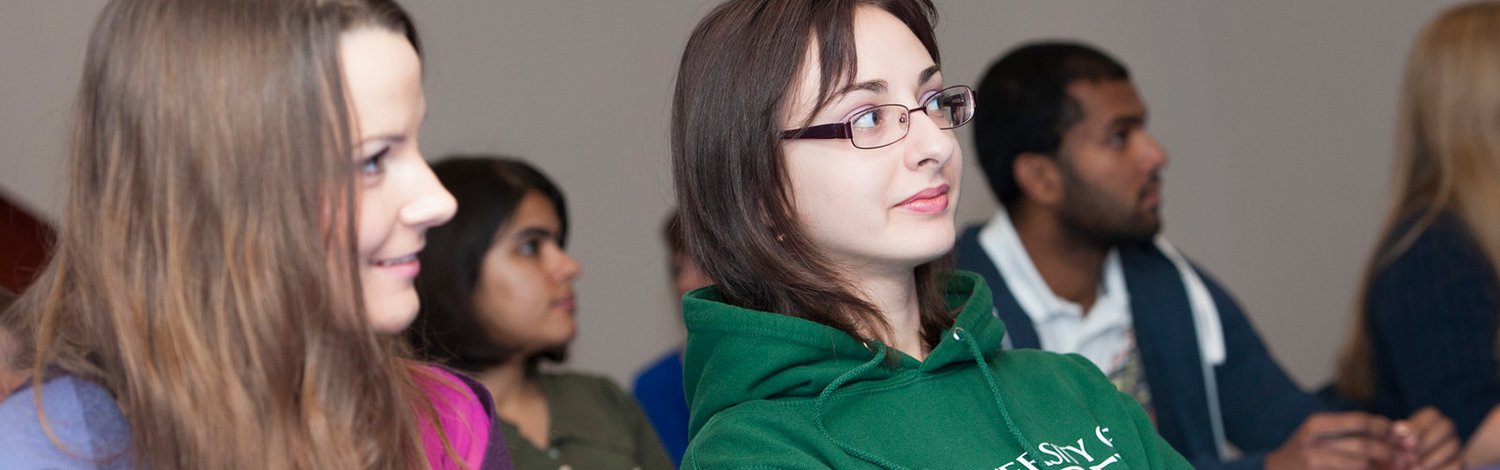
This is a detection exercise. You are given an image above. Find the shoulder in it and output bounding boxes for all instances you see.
[540,371,645,420]
[1382,212,1489,274]
[995,347,1098,372]
[995,349,1115,391]
[0,374,132,468]
[414,365,490,415]
[632,351,684,399]
[1367,213,1498,321]
[1371,212,1497,298]
[543,370,630,397]
[683,402,825,469]
[411,365,493,470]
[633,350,681,387]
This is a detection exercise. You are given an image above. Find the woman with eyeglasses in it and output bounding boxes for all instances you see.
[406,156,673,470]
[670,0,1193,467]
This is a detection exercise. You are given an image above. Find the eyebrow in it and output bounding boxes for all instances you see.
[361,134,407,148]
[917,65,941,86]
[360,108,426,145]
[831,65,944,99]
[514,226,558,241]
[1108,114,1146,129]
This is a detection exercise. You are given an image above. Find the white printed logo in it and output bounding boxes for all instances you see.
[995,426,1122,470]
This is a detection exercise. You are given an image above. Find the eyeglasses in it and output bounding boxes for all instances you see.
[780,85,975,150]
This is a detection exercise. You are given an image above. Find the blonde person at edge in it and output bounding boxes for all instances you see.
[407,156,673,470]
[1337,2,1500,468]
[0,0,515,468]
[669,0,1190,468]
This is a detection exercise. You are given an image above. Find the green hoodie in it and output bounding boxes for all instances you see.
[680,271,1191,469]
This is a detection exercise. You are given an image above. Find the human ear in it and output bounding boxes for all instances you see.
[1013,152,1064,208]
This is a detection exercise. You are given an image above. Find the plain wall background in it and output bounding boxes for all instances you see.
[0,0,1468,389]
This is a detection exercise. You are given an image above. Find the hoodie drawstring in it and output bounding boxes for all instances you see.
[955,327,1036,459]
[813,343,909,470]
[813,330,1038,469]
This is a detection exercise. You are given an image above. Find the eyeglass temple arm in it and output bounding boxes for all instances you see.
[780,122,851,140]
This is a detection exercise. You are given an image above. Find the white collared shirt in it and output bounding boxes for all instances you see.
[977,210,1137,376]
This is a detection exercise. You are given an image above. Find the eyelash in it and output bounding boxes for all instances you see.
[518,238,542,256]
[839,87,945,122]
[359,147,390,177]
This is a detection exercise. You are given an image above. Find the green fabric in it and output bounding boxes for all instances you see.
[499,372,673,470]
[680,271,1191,469]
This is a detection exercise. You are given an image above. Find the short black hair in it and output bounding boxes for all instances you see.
[406,155,569,372]
[973,41,1129,208]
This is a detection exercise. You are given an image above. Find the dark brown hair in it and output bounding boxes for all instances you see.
[10,0,461,467]
[407,156,570,372]
[672,0,952,349]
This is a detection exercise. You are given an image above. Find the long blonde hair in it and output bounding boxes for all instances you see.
[1336,1,1500,404]
[6,0,456,467]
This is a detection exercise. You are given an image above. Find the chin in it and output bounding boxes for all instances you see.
[366,291,419,334]
[915,225,957,256]
[888,239,957,270]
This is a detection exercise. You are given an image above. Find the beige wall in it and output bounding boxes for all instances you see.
[0,1,1466,388]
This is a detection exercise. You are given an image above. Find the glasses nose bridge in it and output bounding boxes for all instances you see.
[893,101,939,135]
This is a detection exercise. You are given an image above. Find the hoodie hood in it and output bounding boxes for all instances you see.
[681,271,1006,439]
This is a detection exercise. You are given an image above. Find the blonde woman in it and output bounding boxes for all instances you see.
[0,0,512,468]
[1337,2,1500,467]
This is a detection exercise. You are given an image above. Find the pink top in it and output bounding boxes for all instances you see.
[414,366,492,470]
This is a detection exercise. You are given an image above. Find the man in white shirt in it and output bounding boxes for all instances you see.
[953,40,1459,470]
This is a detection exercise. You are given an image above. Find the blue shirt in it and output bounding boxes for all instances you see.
[632,348,688,466]
[0,374,132,469]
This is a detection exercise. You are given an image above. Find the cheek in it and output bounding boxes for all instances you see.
[783,147,889,230]
[478,259,550,324]
[354,190,391,255]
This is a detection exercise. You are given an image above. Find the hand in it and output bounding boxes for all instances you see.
[1266,412,1396,470]
[1400,407,1460,470]
[1464,405,1500,468]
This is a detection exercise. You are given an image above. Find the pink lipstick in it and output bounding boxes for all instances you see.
[896,184,950,214]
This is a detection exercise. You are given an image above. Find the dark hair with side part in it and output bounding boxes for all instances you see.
[406,156,570,373]
[672,0,953,351]
[973,41,1130,209]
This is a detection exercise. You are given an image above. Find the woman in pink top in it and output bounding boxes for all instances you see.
[2,0,510,468]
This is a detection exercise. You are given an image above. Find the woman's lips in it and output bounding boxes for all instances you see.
[371,254,421,279]
[554,295,577,312]
[896,184,950,214]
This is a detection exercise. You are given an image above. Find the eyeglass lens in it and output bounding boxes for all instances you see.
[850,86,974,149]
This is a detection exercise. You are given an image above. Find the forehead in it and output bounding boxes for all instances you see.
[784,6,936,122]
[848,6,933,79]
[1066,79,1145,127]
[508,192,562,229]
[339,28,423,131]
